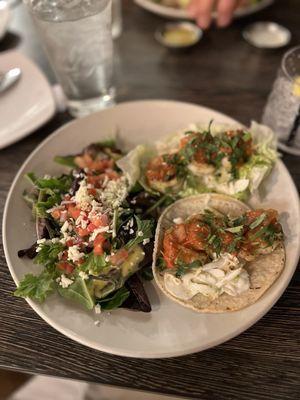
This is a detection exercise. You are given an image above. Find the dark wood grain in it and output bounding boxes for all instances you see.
[1,1,300,399]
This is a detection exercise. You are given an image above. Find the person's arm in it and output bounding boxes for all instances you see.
[188,0,244,29]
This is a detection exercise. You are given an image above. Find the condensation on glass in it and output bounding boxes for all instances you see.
[23,0,115,118]
[262,46,300,151]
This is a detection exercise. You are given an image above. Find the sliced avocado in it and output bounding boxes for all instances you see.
[93,280,116,299]
[121,245,145,278]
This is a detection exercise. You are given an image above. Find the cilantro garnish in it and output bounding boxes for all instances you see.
[175,260,202,278]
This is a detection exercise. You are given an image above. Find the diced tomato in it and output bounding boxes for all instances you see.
[87,223,97,233]
[91,159,114,171]
[51,209,61,220]
[94,234,106,256]
[77,227,89,237]
[61,251,68,260]
[66,239,74,247]
[57,261,74,274]
[90,214,109,228]
[109,248,129,266]
[104,169,119,180]
[68,205,81,220]
[76,258,85,266]
[88,188,97,196]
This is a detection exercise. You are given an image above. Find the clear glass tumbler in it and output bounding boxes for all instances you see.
[262,46,300,155]
[23,0,115,118]
[112,0,122,39]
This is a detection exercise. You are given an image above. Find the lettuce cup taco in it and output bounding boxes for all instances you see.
[117,122,278,201]
[152,194,285,312]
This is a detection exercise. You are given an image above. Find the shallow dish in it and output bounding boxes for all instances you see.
[3,100,300,358]
[0,51,56,149]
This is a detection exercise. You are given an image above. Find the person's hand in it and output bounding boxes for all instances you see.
[188,0,244,29]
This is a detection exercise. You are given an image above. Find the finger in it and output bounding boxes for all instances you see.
[216,0,239,27]
[187,0,216,30]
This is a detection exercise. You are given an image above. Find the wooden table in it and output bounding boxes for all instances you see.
[1,1,299,399]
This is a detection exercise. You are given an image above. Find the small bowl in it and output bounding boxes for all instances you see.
[155,22,202,50]
[243,22,291,49]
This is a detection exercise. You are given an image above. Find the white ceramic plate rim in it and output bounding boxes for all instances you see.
[3,100,300,358]
[134,0,274,20]
[0,51,56,149]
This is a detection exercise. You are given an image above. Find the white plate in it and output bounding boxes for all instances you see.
[3,100,300,358]
[134,0,274,20]
[0,1,10,40]
[0,51,56,149]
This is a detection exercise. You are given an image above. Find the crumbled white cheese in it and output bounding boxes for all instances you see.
[67,245,84,263]
[75,179,93,208]
[137,231,144,237]
[100,177,128,210]
[94,320,101,326]
[51,238,60,243]
[143,238,150,245]
[37,238,47,244]
[59,274,74,289]
[173,217,183,225]
[61,221,70,234]
[94,304,101,314]
[89,226,110,242]
[79,271,89,280]
[129,229,134,235]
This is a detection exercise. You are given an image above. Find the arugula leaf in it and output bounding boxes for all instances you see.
[25,172,37,185]
[80,253,108,275]
[34,242,64,266]
[14,270,56,302]
[25,173,72,192]
[96,287,130,311]
[22,190,38,208]
[125,216,154,249]
[54,155,76,168]
[35,176,72,192]
[34,189,62,218]
[57,277,95,310]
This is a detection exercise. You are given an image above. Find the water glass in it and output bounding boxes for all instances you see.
[112,0,122,39]
[262,46,300,155]
[23,0,115,118]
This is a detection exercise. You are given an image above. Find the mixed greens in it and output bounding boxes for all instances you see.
[16,141,158,312]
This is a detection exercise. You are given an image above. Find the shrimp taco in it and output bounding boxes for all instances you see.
[153,194,285,312]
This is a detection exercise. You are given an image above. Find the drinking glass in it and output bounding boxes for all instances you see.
[262,46,300,155]
[112,0,122,39]
[23,0,115,118]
